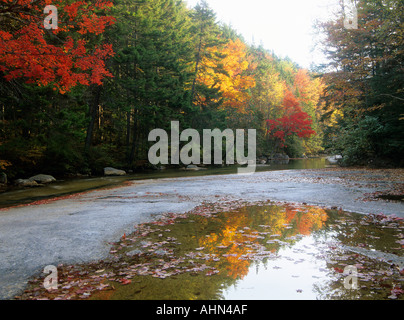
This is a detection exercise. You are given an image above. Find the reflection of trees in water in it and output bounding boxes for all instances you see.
[312,279,362,300]
[197,203,329,282]
[101,202,331,300]
[311,211,404,300]
[23,202,403,300]
[106,205,403,300]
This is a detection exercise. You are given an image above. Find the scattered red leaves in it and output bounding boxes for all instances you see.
[334,267,344,274]
[119,279,131,285]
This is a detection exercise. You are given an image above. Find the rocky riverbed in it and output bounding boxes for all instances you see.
[0,168,403,300]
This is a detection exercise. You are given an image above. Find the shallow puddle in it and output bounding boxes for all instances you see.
[20,201,404,300]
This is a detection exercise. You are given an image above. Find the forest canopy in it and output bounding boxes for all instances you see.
[317,0,404,167]
[0,0,402,180]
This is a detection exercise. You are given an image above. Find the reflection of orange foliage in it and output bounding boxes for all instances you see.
[197,204,328,280]
[199,209,255,280]
[286,205,328,235]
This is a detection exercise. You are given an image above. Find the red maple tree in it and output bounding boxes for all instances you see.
[266,89,316,149]
[0,0,115,93]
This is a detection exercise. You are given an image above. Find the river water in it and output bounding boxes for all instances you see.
[0,158,328,209]
[20,201,404,300]
[4,157,404,300]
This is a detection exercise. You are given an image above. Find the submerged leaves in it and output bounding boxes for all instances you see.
[17,200,404,300]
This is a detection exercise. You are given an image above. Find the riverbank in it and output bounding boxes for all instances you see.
[0,167,403,299]
[0,158,329,209]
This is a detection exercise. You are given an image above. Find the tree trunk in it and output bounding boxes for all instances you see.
[126,109,131,147]
[191,28,204,105]
[127,107,138,165]
[85,85,102,154]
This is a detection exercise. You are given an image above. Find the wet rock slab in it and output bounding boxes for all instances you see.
[17,201,404,300]
[1,169,403,299]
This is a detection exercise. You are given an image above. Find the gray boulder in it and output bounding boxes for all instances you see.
[104,167,126,176]
[272,153,289,160]
[29,174,56,184]
[150,165,166,170]
[184,165,207,171]
[257,157,268,165]
[15,179,39,187]
[327,155,342,164]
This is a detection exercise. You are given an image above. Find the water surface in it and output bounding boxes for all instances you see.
[94,203,402,300]
[0,158,328,209]
[18,201,400,300]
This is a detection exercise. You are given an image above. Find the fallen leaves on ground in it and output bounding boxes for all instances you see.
[16,200,404,300]
[254,168,404,203]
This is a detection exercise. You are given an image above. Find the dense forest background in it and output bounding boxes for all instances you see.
[0,0,403,181]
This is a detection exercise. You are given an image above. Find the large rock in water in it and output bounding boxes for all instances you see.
[104,167,126,176]
[183,165,207,171]
[272,153,289,160]
[28,174,56,184]
[327,155,342,164]
[15,179,39,187]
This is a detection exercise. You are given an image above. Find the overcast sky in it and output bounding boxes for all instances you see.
[185,0,342,70]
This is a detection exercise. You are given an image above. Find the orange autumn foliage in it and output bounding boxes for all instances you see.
[196,39,256,113]
[294,69,325,110]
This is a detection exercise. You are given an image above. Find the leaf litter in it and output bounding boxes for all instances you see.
[16,199,404,300]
